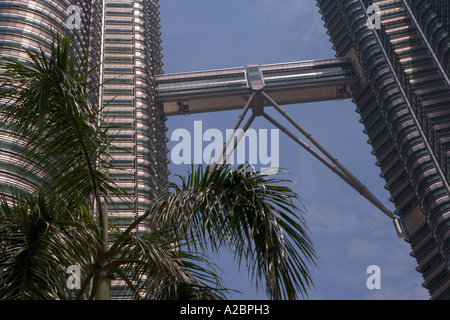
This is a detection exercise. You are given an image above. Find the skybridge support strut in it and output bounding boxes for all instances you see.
[259,91,406,237]
[212,92,256,171]
[210,88,406,237]
[261,92,394,216]
[224,113,257,165]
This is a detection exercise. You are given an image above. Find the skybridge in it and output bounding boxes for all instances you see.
[155,58,359,116]
[155,57,406,238]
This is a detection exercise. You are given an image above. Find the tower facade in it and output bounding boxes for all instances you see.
[101,0,169,298]
[101,0,169,236]
[0,0,169,232]
[317,0,450,299]
[0,0,103,198]
[0,0,168,298]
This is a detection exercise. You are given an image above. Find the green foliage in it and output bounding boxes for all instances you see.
[0,189,100,300]
[106,227,227,300]
[0,33,121,207]
[151,164,317,299]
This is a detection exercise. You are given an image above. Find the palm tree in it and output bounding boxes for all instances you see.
[0,33,317,300]
[0,188,100,300]
[0,187,227,300]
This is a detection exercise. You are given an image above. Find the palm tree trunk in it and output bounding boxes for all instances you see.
[94,144,110,300]
[94,276,111,300]
[95,202,110,300]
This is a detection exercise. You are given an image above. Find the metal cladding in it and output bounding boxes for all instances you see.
[101,0,169,235]
[0,0,169,298]
[155,58,359,115]
[0,0,103,198]
[100,0,169,298]
[317,0,450,299]
[0,1,169,240]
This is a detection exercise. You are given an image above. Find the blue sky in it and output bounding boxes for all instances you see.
[158,0,430,300]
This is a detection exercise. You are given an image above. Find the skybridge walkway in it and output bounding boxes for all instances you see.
[155,58,359,115]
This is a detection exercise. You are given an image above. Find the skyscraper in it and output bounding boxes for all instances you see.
[0,0,103,199]
[0,0,169,228]
[316,0,450,299]
[101,0,169,235]
[0,1,169,298]
[101,0,169,298]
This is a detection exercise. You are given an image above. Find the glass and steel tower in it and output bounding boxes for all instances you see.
[0,0,169,298]
[101,0,169,298]
[0,0,169,230]
[101,0,169,235]
[0,0,103,199]
[316,0,450,299]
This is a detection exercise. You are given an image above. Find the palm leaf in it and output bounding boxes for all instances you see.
[0,32,317,300]
[106,226,228,300]
[150,163,317,300]
[0,188,101,300]
[0,33,126,209]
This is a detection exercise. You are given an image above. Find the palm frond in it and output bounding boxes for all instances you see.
[150,163,317,300]
[0,188,101,300]
[0,33,127,209]
[0,32,317,300]
[107,227,228,300]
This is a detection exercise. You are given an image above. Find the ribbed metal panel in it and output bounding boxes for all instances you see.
[102,0,168,241]
[317,0,450,299]
[0,0,169,300]
[0,0,102,199]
